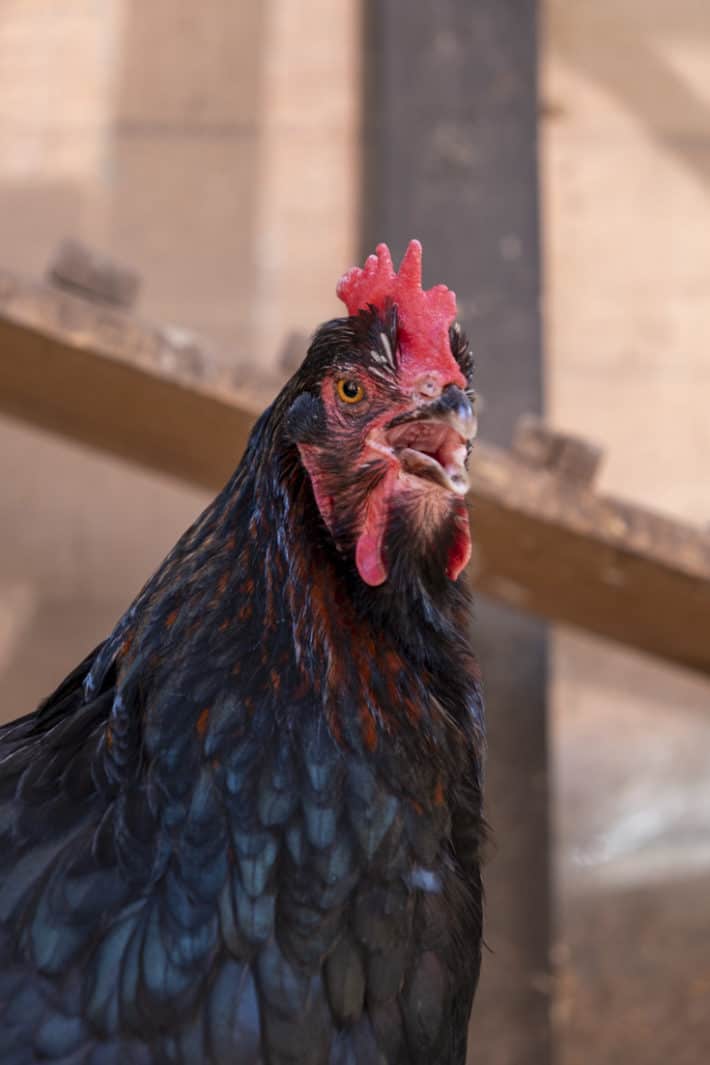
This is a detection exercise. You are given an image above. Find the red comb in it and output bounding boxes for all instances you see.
[336,240,464,388]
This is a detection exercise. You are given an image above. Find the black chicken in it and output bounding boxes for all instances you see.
[0,240,486,1065]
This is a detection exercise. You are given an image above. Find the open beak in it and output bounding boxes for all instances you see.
[383,385,477,496]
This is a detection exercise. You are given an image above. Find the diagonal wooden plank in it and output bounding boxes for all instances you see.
[470,442,710,676]
[0,269,263,490]
[1,269,710,676]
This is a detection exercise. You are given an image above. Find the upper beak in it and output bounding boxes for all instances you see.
[421,385,477,442]
[387,385,477,441]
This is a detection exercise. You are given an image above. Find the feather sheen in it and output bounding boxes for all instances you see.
[0,308,485,1065]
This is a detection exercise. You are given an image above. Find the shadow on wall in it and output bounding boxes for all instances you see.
[547,1,710,190]
[0,2,264,719]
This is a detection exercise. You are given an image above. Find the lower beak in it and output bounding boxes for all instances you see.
[383,386,476,495]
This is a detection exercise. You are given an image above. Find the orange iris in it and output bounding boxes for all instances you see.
[336,379,365,404]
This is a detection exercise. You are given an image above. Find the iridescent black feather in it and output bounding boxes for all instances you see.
[0,309,485,1065]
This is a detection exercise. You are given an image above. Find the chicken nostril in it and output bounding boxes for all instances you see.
[415,376,442,399]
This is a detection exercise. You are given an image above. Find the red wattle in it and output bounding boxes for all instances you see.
[355,528,388,586]
[446,501,472,581]
[354,471,395,586]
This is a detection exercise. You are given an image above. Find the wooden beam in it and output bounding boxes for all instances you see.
[47,239,141,309]
[471,435,710,677]
[0,269,263,491]
[2,270,710,676]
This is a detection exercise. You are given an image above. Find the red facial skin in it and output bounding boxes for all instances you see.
[298,240,474,589]
[298,369,472,588]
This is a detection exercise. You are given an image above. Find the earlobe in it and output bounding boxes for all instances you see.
[288,392,335,530]
[298,443,335,531]
[285,392,327,445]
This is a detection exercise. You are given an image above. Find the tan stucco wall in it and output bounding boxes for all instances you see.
[543,3,710,1060]
[0,0,358,715]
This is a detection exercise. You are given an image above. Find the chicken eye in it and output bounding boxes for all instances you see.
[336,379,365,405]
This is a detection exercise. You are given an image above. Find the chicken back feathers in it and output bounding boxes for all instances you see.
[0,242,486,1065]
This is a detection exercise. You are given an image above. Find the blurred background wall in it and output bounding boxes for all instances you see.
[543,4,710,1061]
[0,0,357,710]
[1,2,709,1062]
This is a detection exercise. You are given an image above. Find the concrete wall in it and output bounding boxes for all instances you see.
[542,2,710,1060]
[0,0,358,715]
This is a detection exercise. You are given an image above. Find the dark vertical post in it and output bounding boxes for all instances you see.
[362,3,551,1063]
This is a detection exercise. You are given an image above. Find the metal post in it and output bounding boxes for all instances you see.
[361,3,551,1062]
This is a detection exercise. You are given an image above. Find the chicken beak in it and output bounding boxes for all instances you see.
[382,386,477,496]
[425,385,477,442]
[386,384,477,441]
